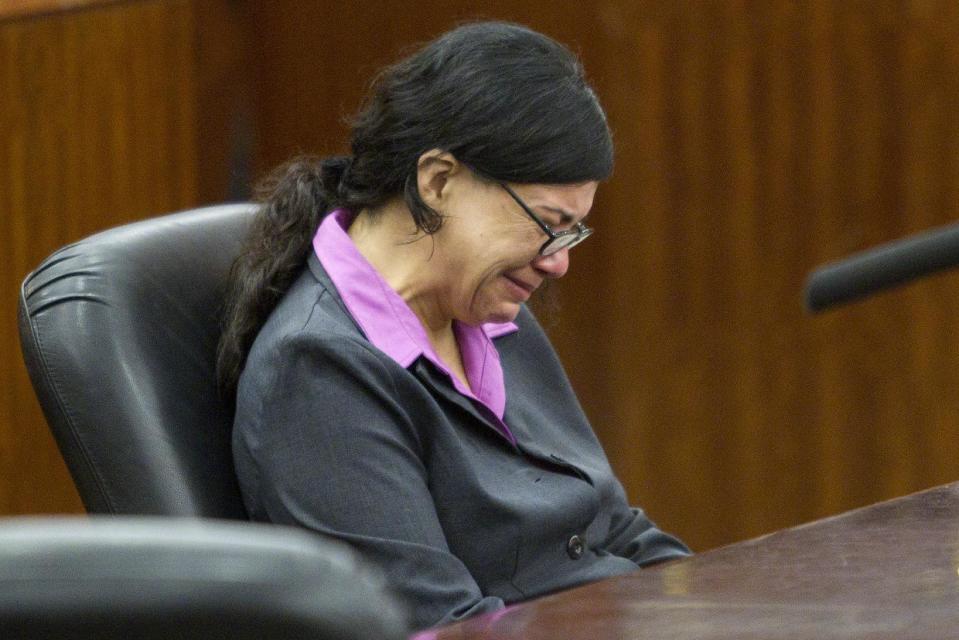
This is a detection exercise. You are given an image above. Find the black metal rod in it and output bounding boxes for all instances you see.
[805,220,959,313]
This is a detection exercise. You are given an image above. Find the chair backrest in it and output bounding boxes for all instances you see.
[18,204,256,518]
[0,516,408,639]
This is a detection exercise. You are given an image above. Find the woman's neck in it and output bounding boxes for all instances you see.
[348,203,471,391]
[348,202,453,342]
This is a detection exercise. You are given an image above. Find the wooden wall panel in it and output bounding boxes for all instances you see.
[5,0,959,555]
[584,0,959,550]
[248,1,601,178]
[0,1,121,23]
[0,0,200,514]
[249,1,959,551]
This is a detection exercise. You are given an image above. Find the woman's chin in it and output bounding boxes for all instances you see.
[481,302,522,325]
[460,304,520,327]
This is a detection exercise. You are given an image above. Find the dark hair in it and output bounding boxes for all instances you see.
[217,21,613,396]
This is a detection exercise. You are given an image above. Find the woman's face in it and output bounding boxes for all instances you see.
[432,172,598,326]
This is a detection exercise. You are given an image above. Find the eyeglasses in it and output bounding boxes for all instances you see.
[500,183,593,256]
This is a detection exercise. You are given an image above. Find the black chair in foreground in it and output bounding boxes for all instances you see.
[18,204,256,517]
[0,517,407,639]
[16,205,410,636]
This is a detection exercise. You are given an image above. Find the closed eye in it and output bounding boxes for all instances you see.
[541,206,588,230]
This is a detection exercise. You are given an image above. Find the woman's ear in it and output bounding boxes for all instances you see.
[416,150,462,207]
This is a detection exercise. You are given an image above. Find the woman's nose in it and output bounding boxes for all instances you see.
[532,248,570,278]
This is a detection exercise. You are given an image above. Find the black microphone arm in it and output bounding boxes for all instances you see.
[805,219,959,313]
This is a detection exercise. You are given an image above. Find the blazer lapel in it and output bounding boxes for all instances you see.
[411,359,518,449]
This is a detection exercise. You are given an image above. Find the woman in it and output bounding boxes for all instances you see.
[218,21,689,631]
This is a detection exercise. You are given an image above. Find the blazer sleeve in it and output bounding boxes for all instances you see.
[235,333,505,630]
[601,480,691,566]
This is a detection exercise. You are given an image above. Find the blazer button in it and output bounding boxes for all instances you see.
[566,534,585,560]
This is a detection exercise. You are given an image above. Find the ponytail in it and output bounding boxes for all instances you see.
[216,156,350,397]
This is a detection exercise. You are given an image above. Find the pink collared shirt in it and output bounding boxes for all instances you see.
[313,208,519,444]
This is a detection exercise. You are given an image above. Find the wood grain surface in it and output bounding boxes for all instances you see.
[0,0,121,24]
[425,481,959,639]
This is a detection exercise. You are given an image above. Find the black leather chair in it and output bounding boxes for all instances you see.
[0,516,407,639]
[19,204,255,517]
[16,205,409,637]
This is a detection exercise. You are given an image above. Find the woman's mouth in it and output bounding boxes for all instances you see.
[502,274,536,300]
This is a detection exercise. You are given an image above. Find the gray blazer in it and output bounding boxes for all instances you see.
[233,254,689,630]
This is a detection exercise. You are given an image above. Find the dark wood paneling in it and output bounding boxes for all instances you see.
[248,1,600,178]
[0,0,201,514]
[193,0,254,201]
[0,0,121,23]
[582,0,959,550]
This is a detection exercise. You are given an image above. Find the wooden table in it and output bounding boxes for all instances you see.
[422,482,959,639]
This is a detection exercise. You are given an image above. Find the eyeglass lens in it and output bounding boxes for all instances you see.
[542,227,591,256]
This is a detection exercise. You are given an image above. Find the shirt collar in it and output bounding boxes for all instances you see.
[312,209,518,403]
